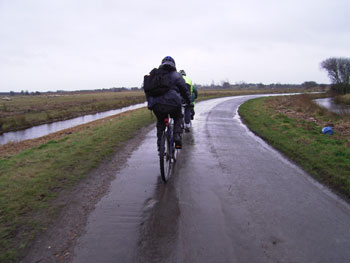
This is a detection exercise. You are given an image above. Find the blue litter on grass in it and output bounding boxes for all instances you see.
[322,126,334,135]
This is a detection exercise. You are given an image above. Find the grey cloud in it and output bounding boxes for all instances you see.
[1,0,349,92]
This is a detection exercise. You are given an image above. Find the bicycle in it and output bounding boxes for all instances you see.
[159,115,177,183]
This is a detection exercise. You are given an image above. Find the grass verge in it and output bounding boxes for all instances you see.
[239,95,350,200]
[0,108,155,262]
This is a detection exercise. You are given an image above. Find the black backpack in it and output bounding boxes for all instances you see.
[143,68,172,97]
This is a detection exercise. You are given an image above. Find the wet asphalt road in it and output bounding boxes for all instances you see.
[73,96,350,263]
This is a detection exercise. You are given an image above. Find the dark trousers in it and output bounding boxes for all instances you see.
[153,104,183,144]
[184,105,192,124]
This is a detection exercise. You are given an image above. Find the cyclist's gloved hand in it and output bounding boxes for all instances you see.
[190,103,194,108]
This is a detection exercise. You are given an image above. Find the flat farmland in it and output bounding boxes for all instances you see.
[0,88,320,134]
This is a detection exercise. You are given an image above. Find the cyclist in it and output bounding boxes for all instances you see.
[145,56,192,150]
[179,70,198,132]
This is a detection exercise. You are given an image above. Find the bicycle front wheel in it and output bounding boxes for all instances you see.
[159,132,172,183]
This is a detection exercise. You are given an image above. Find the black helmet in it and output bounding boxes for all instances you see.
[179,70,186,76]
[161,56,176,68]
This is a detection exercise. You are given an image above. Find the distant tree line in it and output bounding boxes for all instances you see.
[196,81,326,90]
[1,81,327,96]
[0,90,42,96]
[321,57,350,94]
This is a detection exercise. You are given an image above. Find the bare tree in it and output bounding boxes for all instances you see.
[321,57,350,94]
[338,58,350,85]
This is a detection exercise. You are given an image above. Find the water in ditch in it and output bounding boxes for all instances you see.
[0,102,147,145]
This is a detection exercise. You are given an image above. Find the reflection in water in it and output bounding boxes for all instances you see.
[0,102,147,145]
[314,98,350,115]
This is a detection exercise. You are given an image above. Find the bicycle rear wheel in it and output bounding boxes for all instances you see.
[159,132,172,183]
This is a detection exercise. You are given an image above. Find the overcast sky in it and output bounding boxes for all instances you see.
[0,0,349,92]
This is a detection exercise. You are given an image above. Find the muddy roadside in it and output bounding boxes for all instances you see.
[20,124,154,263]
